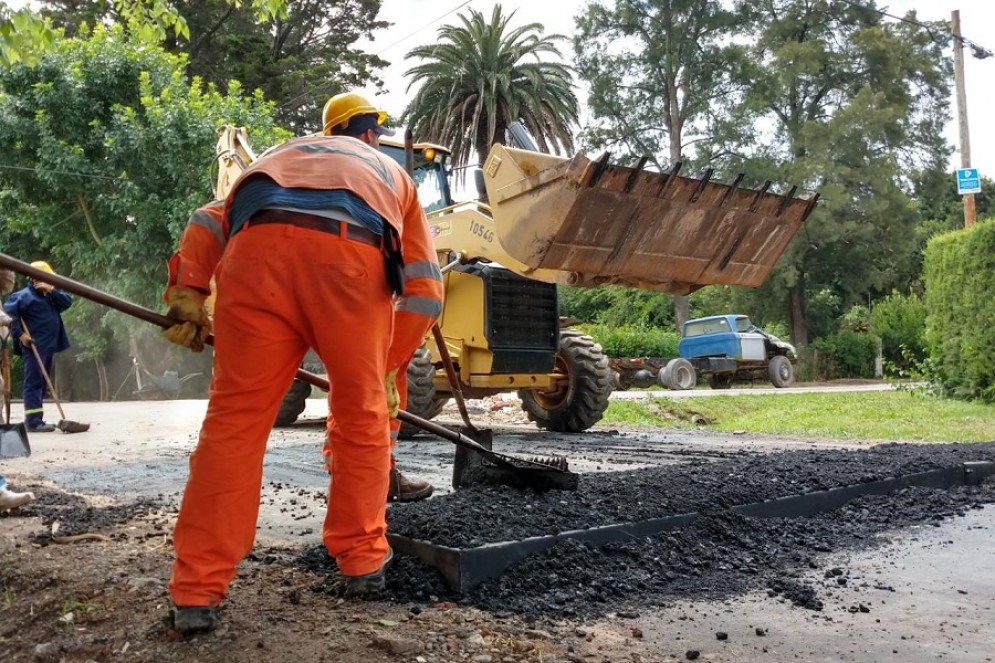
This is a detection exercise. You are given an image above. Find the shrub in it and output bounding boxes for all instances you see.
[578,324,680,358]
[810,331,880,379]
[870,291,927,370]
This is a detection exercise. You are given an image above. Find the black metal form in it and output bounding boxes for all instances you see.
[388,461,995,594]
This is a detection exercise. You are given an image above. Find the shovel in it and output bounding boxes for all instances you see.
[0,335,30,457]
[0,253,579,490]
[20,319,90,433]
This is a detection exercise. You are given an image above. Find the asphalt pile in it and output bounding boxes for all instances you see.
[387,442,995,546]
[371,442,995,617]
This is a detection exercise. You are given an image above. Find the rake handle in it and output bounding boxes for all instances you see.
[0,253,565,470]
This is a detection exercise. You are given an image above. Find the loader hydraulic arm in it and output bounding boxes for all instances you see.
[214,125,257,199]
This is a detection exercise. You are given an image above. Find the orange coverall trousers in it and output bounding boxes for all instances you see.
[170,222,394,607]
[322,357,408,476]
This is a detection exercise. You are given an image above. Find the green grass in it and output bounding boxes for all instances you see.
[601,391,995,443]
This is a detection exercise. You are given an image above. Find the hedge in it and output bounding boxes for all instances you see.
[923,221,995,402]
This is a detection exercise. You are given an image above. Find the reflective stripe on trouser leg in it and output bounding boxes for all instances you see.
[23,347,53,427]
[169,223,391,605]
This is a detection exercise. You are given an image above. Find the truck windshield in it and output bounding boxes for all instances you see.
[379,144,451,214]
[684,318,731,337]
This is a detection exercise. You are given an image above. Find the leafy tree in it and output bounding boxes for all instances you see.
[0,24,289,396]
[0,5,57,66]
[572,0,742,331]
[3,0,286,65]
[403,4,580,170]
[707,0,952,347]
[41,0,390,134]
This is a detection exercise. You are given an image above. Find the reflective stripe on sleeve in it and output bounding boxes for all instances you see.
[190,209,227,250]
[396,295,443,318]
[403,261,443,282]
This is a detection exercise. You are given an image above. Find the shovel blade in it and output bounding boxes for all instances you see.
[0,423,30,458]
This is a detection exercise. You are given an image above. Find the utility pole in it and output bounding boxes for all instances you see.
[952,10,977,227]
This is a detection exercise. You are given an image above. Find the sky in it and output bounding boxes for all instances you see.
[356,0,995,177]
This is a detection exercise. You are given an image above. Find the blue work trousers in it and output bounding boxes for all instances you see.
[23,347,55,427]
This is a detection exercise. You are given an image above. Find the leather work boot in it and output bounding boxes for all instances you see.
[0,489,34,511]
[172,606,220,635]
[344,547,393,599]
[387,469,434,503]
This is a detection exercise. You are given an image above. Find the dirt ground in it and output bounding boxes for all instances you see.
[1,395,994,662]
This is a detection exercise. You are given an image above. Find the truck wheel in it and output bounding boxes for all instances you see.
[274,379,312,426]
[708,373,734,389]
[399,345,450,439]
[768,355,795,388]
[613,370,634,391]
[518,330,613,433]
[664,358,696,390]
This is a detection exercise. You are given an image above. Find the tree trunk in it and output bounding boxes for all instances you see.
[789,281,808,348]
[673,295,690,330]
[667,105,689,331]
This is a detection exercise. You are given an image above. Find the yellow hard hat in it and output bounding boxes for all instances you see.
[30,260,55,275]
[322,92,390,136]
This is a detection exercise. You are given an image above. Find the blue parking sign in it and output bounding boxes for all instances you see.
[957,168,981,195]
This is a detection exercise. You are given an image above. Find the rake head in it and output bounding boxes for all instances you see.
[452,427,579,491]
[58,419,90,433]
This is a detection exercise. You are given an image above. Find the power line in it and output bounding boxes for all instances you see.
[278,0,475,112]
[837,0,993,59]
[374,0,473,56]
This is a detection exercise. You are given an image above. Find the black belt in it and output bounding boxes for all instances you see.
[248,209,382,248]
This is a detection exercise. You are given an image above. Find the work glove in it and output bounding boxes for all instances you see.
[162,285,211,353]
[0,310,9,342]
[385,368,399,419]
[18,331,31,347]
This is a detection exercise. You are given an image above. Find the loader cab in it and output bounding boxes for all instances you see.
[378,139,454,214]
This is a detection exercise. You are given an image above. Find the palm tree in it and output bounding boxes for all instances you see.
[402,4,580,170]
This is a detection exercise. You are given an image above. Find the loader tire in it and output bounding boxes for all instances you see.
[274,379,311,427]
[518,330,613,433]
[399,345,449,439]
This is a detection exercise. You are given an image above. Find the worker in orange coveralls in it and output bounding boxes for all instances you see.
[160,91,443,636]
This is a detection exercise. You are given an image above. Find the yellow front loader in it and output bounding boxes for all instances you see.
[212,127,818,432]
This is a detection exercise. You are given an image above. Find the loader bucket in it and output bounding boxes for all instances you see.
[482,145,819,295]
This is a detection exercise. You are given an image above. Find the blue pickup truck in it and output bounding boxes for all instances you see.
[660,314,798,390]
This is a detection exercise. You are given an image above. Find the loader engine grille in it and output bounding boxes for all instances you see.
[462,264,558,373]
